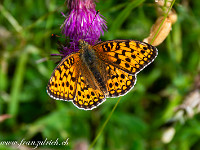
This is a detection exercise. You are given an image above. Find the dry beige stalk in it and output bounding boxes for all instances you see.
[143,0,177,46]
[168,9,178,24]
[144,16,172,46]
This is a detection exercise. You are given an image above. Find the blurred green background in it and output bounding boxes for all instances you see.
[1,0,200,150]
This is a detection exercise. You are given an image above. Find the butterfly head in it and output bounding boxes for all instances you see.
[78,39,89,49]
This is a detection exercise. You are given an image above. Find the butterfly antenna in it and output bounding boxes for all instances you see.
[83,10,100,40]
[51,34,62,46]
[51,34,68,53]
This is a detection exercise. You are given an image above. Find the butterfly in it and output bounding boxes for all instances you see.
[47,39,158,110]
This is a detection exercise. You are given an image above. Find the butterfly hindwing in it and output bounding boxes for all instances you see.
[47,53,80,100]
[105,64,136,97]
[73,73,105,110]
[93,40,158,75]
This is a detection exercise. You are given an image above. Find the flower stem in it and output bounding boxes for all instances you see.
[89,97,122,149]
[150,0,176,45]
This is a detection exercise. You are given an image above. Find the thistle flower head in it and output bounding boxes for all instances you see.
[59,0,107,56]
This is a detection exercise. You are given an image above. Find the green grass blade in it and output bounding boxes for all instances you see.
[8,49,29,124]
[109,0,145,37]
[0,4,23,33]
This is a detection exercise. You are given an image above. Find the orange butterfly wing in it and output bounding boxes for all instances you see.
[93,40,157,98]
[105,64,136,97]
[93,40,158,75]
[73,73,105,110]
[47,53,80,100]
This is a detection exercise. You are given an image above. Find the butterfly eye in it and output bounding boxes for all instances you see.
[78,39,87,49]
[78,39,83,45]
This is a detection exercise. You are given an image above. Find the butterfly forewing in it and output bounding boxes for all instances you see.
[47,53,80,100]
[93,40,158,75]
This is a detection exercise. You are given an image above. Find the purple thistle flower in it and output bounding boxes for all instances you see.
[58,0,107,56]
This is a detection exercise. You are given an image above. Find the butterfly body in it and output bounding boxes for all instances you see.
[47,39,158,110]
[79,40,108,95]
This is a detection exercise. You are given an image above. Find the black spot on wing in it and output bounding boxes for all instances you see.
[114,53,119,59]
[105,43,110,51]
[115,59,121,65]
[122,50,126,56]
[116,42,120,50]
[110,42,114,49]
[125,58,131,62]
[125,41,130,48]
